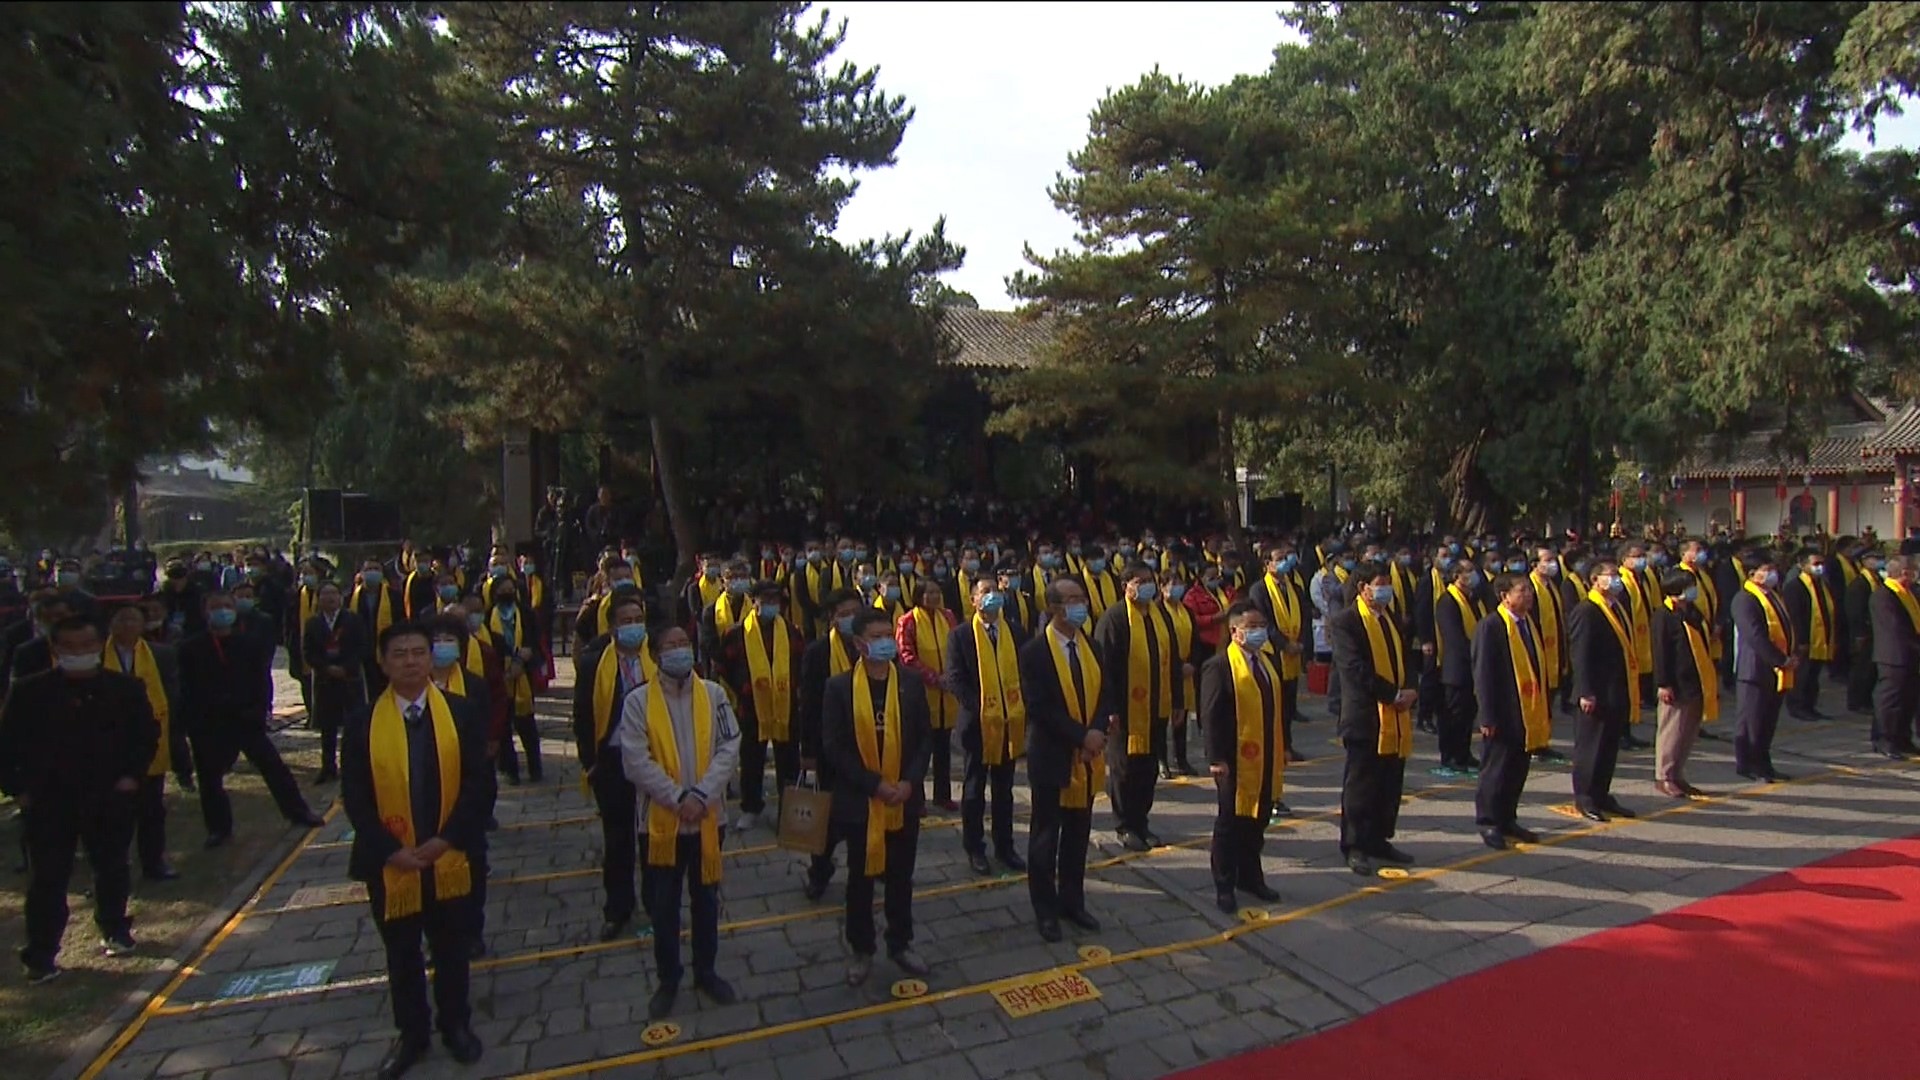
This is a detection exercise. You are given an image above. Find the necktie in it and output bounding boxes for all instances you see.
[1518,618,1539,671]
[988,623,999,647]
[405,704,423,726]
[1250,648,1271,691]
[1065,639,1087,713]
[621,657,638,690]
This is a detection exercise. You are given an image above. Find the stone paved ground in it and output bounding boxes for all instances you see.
[59,660,1920,1080]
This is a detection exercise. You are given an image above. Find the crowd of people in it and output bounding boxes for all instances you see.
[2,515,1912,1079]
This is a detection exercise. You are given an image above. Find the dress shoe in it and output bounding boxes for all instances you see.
[695,973,737,1005]
[1763,769,1792,782]
[1037,917,1063,943]
[1601,800,1636,819]
[802,876,829,902]
[1158,761,1176,781]
[936,799,959,813]
[996,848,1027,873]
[1679,784,1709,799]
[1237,881,1281,903]
[967,851,992,876]
[1735,769,1761,781]
[647,983,677,1020]
[1118,831,1151,853]
[846,955,871,986]
[1577,805,1607,823]
[1286,748,1307,764]
[1215,891,1238,913]
[1532,747,1568,762]
[1062,908,1100,932]
[1621,733,1650,750]
[292,812,326,828]
[890,948,931,977]
[468,939,487,961]
[377,1036,430,1080]
[1480,828,1507,850]
[203,832,231,850]
[1504,824,1540,844]
[1346,853,1378,877]
[1373,844,1415,866]
[143,862,179,882]
[442,1027,482,1065]
[1175,759,1198,776]
[599,919,629,943]
[1140,829,1166,849]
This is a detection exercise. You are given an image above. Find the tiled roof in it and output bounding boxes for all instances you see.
[1868,403,1920,456]
[940,308,1056,371]
[1676,429,1880,478]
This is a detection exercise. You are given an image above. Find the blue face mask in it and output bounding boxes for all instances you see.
[864,637,898,663]
[208,608,237,630]
[1006,575,1024,591]
[431,641,461,668]
[757,603,781,622]
[1088,559,1108,574]
[1626,557,1646,572]
[496,602,517,617]
[838,550,856,563]
[235,597,255,613]
[1340,559,1358,572]
[1448,543,1462,556]
[979,592,1006,614]
[1240,628,1269,650]
[836,615,856,637]
[1041,554,1061,569]
[1763,570,1780,589]
[1396,554,1413,566]
[489,566,509,580]
[362,570,383,587]
[1681,587,1700,603]
[1809,564,1826,577]
[1064,603,1090,627]
[1168,584,1187,601]
[1135,582,1158,601]
[728,578,751,595]
[855,549,870,561]
[1607,577,1627,595]
[1278,556,1298,573]
[465,612,484,632]
[861,575,879,590]
[807,551,824,564]
[301,575,318,589]
[658,647,696,678]
[612,578,638,593]
[1573,561,1590,576]
[963,559,981,574]
[1506,561,1526,573]
[1371,585,1394,604]
[439,584,460,601]
[884,586,901,601]
[615,624,648,650]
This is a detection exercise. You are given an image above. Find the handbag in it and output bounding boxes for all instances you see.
[776,771,832,856]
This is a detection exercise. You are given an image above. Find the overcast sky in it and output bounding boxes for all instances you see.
[826,1,1920,310]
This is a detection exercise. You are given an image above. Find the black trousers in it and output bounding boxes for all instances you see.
[169,722,194,786]
[136,774,168,875]
[191,721,313,837]
[21,793,134,967]
[960,739,1017,858]
[497,712,542,781]
[1438,684,1477,767]
[737,716,799,816]
[590,763,639,924]
[1339,740,1406,856]
[930,727,954,804]
[1733,680,1785,775]
[1474,737,1531,828]
[1167,716,1193,769]
[649,833,720,987]
[372,896,473,1040]
[1106,717,1168,835]
[1849,647,1879,712]
[1571,708,1625,804]
[1279,678,1300,757]
[310,678,362,774]
[1027,783,1092,920]
[1416,656,1442,724]
[837,815,920,956]
[1873,664,1918,750]
[1210,770,1272,893]
[1788,660,1824,716]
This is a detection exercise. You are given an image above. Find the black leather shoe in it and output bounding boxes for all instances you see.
[377,1036,430,1079]
[442,1027,482,1065]
[1763,770,1793,782]
[202,833,231,850]
[1504,824,1540,844]
[599,919,629,943]
[996,848,1028,873]
[1346,854,1378,877]
[1602,800,1636,819]
[144,862,179,882]
[1175,759,1198,776]
[967,851,992,876]
[1118,831,1151,853]
[1481,828,1507,850]
[695,973,736,1006]
[648,983,677,1019]
[1736,769,1760,781]
[1238,881,1281,903]
[1158,761,1176,780]
[1373,844,1415,865]
[1037,917,1063,943]
[292,812,326,829]
[1286,748,1307,764]
[1215,891,1237,913]
[802,876,828,902]
[1140,830,1166,849]
[1062,908,1100,932]
[1579,807,1607,823]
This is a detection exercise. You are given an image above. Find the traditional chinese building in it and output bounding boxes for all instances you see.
[1669,395,1920,539]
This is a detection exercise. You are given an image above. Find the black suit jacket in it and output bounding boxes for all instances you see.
[1471,613,1540,744]
[1730,588,1793,686]
[1651,603,1708,704]
[821,663,932,825]
[1247,572,1307,676]
[1784,575,1838,653]
[798,632,861,775]
[1871,585,1920,668]
[573,636,643,772]
[177,629,276,732]
[1198,650,1280,768]
[1847,571,1879,644]
[1326,607,1412,744]
[1017,628,1116,790]
[1092,600,1174,723]
[9,636,53,682]
[948,617,1026,755]
[0,669,158,799]
[1569,598,1634,714]
[340,690,495,887]
[1434,587,1482,687]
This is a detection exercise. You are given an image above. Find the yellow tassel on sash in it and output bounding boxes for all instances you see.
[1356,599,1411,758]
[1047,629,1105,809]
[1743,581,1798,693]
[1585,589,1644,717]
[1225,643,1284,817]
[744,610,794,742]
[851,663,904,876]
[644,675,721,884]
[370,687,471,920]
[1499,608,1552,751]
[1664,598,1720,722]
[973,615,1026,765]
[104,640,169,776]
[1124,600,1171,755]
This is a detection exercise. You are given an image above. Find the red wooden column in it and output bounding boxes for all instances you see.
[1828,487,1841,535]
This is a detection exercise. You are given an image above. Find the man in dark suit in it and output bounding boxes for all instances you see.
[1093,564,1176,852]
[341,622,492,1079]
[303,581,368,785]
[425,613,497,959]
[1432,561,1486,776]
[572,592,652,941]
[797,589,864,901]
[1650,571,1715,799]
[181,591,324,846]
[1327,562,1417,877]
[1869,555,1920,758]
[1846,546,1884,717]
[1020,577,1110,942]
[1200,601,1285,912]
[949,575,1028,877]
[0,617,158,982]
[1729,552,1798,781]
[1247,545,1308,767]
[6,592,70,686]
[1784,548,1839,722]
[1472,574,1548,848]
[821,608,932,986]
[1567,560,1637,820]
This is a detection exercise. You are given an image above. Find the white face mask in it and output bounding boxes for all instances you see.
[58,652,101,674]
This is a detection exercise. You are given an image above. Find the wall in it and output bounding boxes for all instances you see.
[1674,479,1897,538]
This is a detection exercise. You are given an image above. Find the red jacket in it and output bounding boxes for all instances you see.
[1184,584,1234,651]
[896,607,958,688]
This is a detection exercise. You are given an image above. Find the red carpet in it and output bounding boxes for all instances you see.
[1182,835,1920,1080]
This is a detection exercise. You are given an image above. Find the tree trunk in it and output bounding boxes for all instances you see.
[1217,408,1245,550]
[1444,430,1496,536]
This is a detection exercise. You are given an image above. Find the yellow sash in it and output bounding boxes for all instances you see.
[644,676,721,884]
[1046,628,1106,809]
[911,607,956,731]
[697,575,725,613]
[851,663,904,876]
[298,586,317,642]
[1621,570,1655,668]
[1165,600,1196,711]
[582,643,654,796]
[744,610,794,742]
[1743,581,1797,692]
[462,634,488,679]
[1124,600,1172,754]
[404,570,427,620]
[1664,598,1720,722]
[1262,574,1303,679]
[1682,563,1722,659]
[1801,576,1835,661]
[1499,608,1552,751]
[370,687,471,920]
[1086,572,1119,618]
[1888,578,1920,636]
[1356,599,1411,758]
[714,593,747,642]
[488,607,535,716]
[1528,571,1565,689]
[528,574,544,614]
[1225,644,1285,817]
[829,629,856,678]
[973,614,1026,765]
[351,584,395,638]
[1390,563,1416,614]
[436,661,467,699]
[104,640,169,776]
[1437,584,1482,666]
[1585,589,1643,717]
